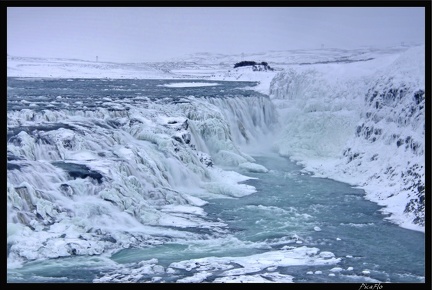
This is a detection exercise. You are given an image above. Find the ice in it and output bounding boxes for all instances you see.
[213,150,250,166]
[214,272,294,283]
[318,251,335,259]
[339,274,382,283]
[239,162,269,173]
[204,181,256,198]
[204,167,257,198]
[148,245,341,282]
[169,246,340,279]
[176,271,213,283]
[7,82,279,266]
[159,204,206,216]
[160,82,219,88]
[270,45,425,231]
[179,95,278,160]
[93,259,165,283]
[7,45,425,281]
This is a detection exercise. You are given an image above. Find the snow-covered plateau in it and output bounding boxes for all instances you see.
[7,45,426,282]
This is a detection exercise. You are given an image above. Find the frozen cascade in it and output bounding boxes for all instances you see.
[7,93,278,267]
[7,48,425,282]
[177,96,278,165]
[269,45,425,231]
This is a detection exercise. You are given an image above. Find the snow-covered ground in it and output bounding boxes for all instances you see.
[268,45,425,232]
[171,45,426,232]
[7,43,425,244]
[7,56,174,79]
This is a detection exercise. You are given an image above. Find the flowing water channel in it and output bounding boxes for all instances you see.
[7,78,425,283]
[106,153,425,283]
[7,153,425,283]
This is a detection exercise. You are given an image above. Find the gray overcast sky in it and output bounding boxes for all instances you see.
[7,7,425,63]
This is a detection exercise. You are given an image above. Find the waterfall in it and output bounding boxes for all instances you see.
[7,91,279,266]
[269,45,425,231]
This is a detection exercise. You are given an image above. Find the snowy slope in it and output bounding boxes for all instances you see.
[269,45,425,232]
[7,56,174,79]
[166,47,410,66]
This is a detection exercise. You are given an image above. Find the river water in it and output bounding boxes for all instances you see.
[104,153,424,283]
[7,78,425,283]
[7,153,424,283]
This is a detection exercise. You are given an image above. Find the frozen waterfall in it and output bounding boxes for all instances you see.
[269,45,425,231]
[7,90,278,267]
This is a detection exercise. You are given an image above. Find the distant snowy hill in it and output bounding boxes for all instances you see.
[166,46,410,66]
[8,46,411,80]
[7,56,173,79]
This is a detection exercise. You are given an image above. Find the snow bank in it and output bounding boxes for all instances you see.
[270,45,425,232]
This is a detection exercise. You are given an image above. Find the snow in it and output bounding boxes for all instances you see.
[7,56,173,79]
[159,82,219,88]
[7,88,274,265]
[7,44,425,279]
[269,45,425,232]
[168,246,339,282]
[238,162,269,173]
[210,68,277,95]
